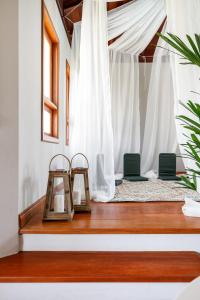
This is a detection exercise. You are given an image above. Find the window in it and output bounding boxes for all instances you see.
[66,60,70,145]
[42,3,59,143]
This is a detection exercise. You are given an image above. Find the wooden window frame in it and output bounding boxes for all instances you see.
[66,60,70,145]
[42,2,60,143]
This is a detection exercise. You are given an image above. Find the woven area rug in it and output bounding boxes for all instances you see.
[111,179,200,202]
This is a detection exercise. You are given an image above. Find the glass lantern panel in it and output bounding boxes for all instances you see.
[53,177,65,212]
[73,174,85,205]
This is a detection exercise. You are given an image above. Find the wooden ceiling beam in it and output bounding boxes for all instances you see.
[63,0,82,9]
[107,0,132,11]
[56,0,163,60]
[56,0,73,42]
[64,4,82,22]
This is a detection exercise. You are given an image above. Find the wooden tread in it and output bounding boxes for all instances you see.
[0,251,200,283]
[20,201,200,234]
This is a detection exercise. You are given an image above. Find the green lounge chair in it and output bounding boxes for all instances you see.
[158,153,181,181]
[123,153,148,182]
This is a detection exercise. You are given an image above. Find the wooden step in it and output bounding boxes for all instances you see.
[20,202,200,235]
[0,251,200,283]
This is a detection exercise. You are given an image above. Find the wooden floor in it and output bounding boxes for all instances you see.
[20,201,200,234]
[0,251,200,283]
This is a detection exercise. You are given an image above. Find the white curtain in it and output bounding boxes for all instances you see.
[108,0,161,41]
[70,0,115,201]
[70,0,180,201]
[110,52,140,173]
[109,0,165,53]
[141,22,177,177]
[166,0,200,171]
[109,0,166,174]
[69,22,81,140]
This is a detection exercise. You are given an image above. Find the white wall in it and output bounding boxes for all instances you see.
[18,0,71,212]
[0,0,19,257]
[0,0,71,258]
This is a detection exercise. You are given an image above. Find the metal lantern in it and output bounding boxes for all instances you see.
[70,153,91,212]
[43,154,74,221]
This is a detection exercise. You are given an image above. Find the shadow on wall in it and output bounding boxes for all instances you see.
[22,167,39,211]
[21,157,67,211]
[0,233,18,258]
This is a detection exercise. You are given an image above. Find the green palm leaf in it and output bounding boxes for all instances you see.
[195,34,200,54]
[158,34,200,190]
[158,33,200,67]
[186,35,200,58]
[177,115,200,129]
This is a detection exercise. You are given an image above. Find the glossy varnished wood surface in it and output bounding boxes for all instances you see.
[20,201,200,234]
[19,196,45,228]
[0,251,200,283]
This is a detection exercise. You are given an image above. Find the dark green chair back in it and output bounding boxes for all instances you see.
[159,153,177,177]
[124,153,140,177]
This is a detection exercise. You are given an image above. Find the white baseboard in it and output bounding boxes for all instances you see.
[20,234,200,252]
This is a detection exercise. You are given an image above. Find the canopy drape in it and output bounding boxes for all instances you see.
[141,22,177,177]
[110,52,140,173]
[70,0,115,201]
[108,0,163,42]
[109,0,165,54]
[109,0,166,173]
[70,0,167,184]
[69,0,197,201]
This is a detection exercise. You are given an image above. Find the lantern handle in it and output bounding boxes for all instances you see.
[49,154,71,172]
[71,153,89,169]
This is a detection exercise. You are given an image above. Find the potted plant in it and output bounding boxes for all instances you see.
[158,33,200,190]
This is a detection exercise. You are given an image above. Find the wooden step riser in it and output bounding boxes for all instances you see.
[0,283,187,300]
[21,234,200,252]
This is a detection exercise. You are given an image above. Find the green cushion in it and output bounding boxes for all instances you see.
[159,153,177,177]
[124,153,140,177]
[124,176,148,182]
[159,175,181,181]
